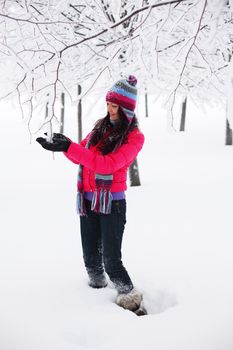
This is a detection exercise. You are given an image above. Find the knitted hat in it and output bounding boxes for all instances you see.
[106,75,137,122]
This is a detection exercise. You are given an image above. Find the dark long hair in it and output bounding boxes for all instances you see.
[89,108,139,155]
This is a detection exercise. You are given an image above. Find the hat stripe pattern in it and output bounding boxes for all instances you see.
[106,75,137,122]
[120,107,135,119]
[106,93,135,111]
[112,86,136,100]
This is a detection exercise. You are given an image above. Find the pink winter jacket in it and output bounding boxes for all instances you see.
[64,128,144,192]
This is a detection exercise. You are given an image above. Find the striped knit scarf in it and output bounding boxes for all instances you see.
[76,132,113,216]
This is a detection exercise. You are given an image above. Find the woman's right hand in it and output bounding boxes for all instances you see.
[36,133,71,152]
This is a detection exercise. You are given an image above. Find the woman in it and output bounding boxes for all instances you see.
[37,75,145,313]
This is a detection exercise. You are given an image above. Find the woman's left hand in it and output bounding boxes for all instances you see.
[36,133,71,152]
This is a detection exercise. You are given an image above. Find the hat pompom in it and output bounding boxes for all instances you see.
[127,75,137,87]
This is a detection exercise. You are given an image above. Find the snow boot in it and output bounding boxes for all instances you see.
[88,274,107,289]
[116,289,143,312]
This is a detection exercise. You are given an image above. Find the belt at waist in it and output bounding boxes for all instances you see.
[84,191,125,201]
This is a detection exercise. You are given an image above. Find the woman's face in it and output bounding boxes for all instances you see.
[107,102,120,121]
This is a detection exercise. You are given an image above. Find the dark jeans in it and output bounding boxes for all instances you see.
[80,199,134,294]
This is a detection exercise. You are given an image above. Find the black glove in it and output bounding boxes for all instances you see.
[36,133,71,152]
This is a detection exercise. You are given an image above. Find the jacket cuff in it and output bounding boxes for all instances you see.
[63,142,81,163]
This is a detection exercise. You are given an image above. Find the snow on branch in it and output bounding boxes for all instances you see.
[0,0,232,133]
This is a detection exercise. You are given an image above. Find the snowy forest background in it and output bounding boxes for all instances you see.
[1,0,233,138]
[1,1,233,350]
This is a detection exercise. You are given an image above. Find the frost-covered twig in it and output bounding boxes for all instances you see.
[168,0,208,108]
[77,47,122,100]
[60,0,188,54]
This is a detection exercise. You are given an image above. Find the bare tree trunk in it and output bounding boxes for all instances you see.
[225,119,232,145]
[129,158,141,186]
[60,92,65,133]
[77,84,82,143]
[45,96,49,120]
[179,97,187,132]
[145,89,149,118]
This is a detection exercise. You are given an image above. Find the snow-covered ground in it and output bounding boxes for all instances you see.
[0,99,233,350]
